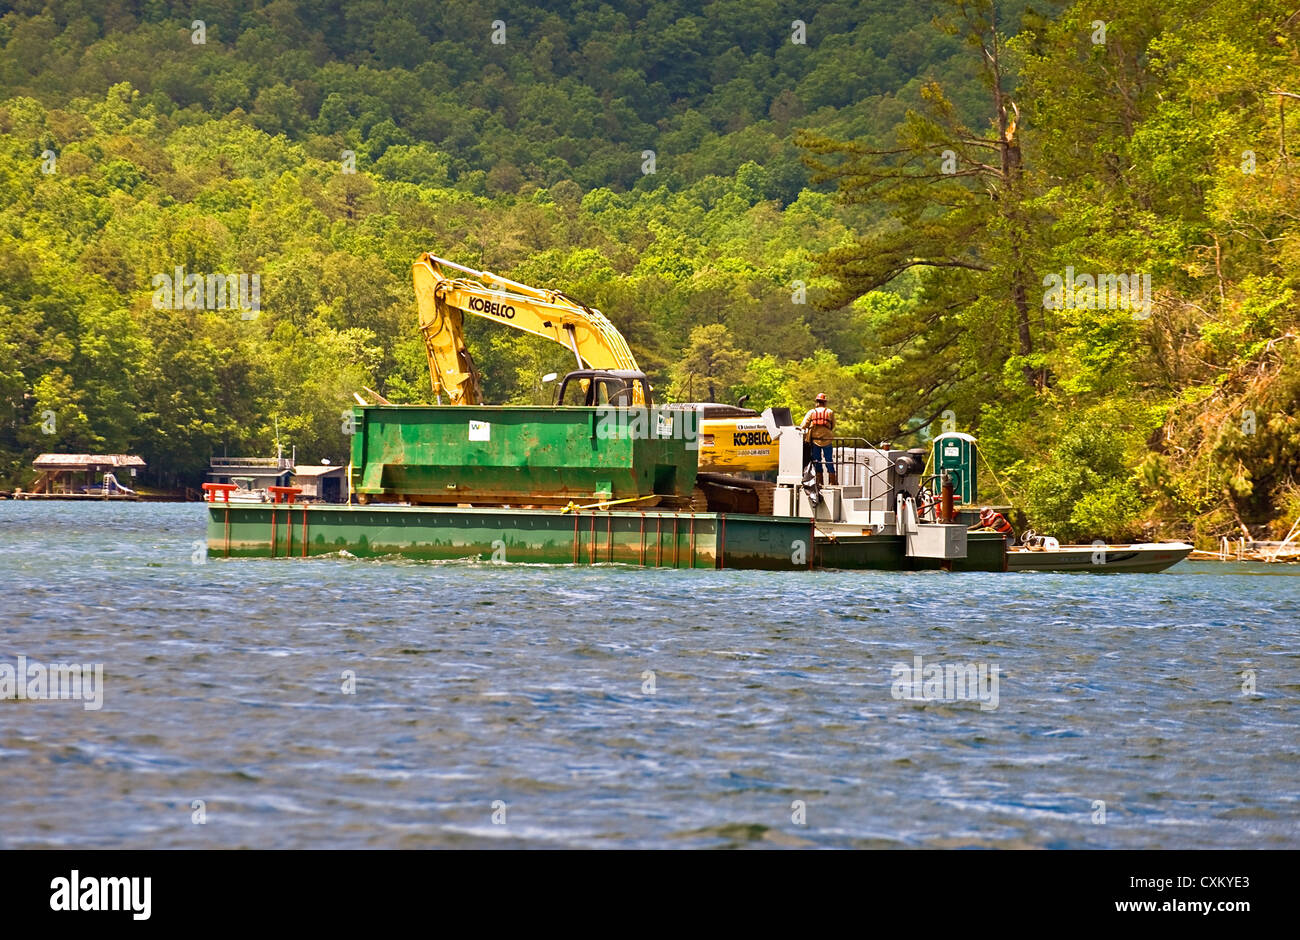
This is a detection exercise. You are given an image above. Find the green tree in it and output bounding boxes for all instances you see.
[668,324,747,403]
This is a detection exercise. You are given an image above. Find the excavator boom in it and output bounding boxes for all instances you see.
[413,254,639,404]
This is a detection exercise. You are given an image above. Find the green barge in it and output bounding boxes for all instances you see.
[204,402,1013,570]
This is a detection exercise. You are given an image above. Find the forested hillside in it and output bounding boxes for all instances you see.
[2,0,1297,545]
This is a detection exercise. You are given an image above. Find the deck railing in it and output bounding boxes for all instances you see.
[827,438,874,487]
[809,438,897,512]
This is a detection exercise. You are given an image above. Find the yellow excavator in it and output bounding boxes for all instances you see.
[411,253,779,476]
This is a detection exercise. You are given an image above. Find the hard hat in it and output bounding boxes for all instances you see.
[981,506,993,513]
[815,392,828,403]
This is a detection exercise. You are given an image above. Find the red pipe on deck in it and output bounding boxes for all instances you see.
[572,510,580,564]
[264,487,302,560]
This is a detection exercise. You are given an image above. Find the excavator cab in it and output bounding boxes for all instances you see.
[555,370,653,407]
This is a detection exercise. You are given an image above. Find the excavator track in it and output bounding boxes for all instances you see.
[694,473,776,515]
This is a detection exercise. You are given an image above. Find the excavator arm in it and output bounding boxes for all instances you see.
[413,253,642,404]
[409,251,777,474]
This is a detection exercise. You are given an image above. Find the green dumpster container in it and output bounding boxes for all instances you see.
[349,405,699,506]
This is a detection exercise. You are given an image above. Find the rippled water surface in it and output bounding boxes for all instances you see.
[1,501,1297,848]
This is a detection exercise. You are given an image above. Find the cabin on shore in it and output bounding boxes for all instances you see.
[27,454,146,498]
[207,456,293,491]
[291,464,347,503]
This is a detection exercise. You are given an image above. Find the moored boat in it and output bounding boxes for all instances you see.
[1006,541,1194,573]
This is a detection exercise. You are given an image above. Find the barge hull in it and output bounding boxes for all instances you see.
[207,503,810,569]
[817,531,1007,572]
[205,504,1008,571]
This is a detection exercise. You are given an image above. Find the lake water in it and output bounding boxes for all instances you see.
[1,501,1296,848]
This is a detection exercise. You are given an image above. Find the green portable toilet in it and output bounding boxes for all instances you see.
[932,431,977,505]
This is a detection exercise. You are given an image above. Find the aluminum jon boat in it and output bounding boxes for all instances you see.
[1007,542,1194,573]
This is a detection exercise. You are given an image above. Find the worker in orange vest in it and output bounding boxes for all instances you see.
[971,506,1016,545]
[800,392,837,485]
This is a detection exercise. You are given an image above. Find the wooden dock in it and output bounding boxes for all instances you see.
[1189,534,1300,563]
[7,491,141,501]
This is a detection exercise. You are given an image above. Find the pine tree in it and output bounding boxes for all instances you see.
[797,0,1047,443]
